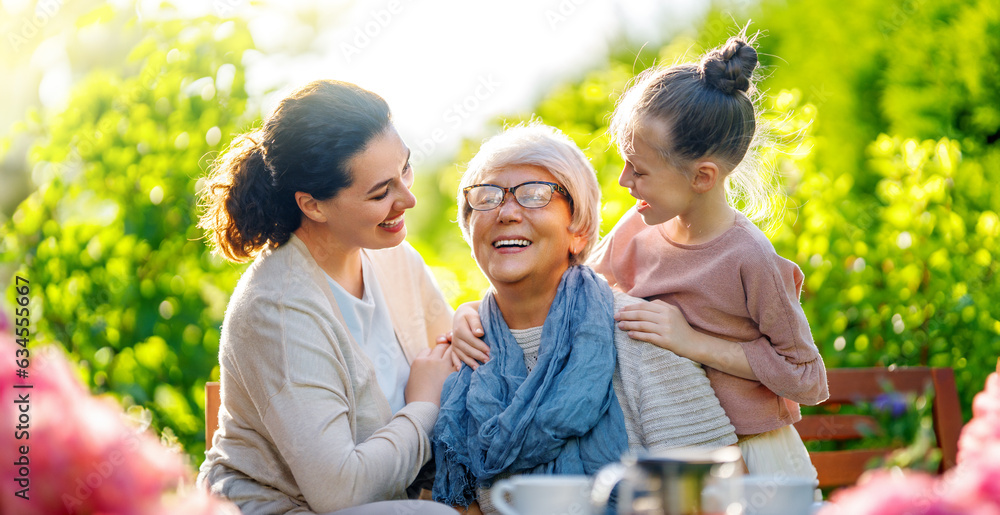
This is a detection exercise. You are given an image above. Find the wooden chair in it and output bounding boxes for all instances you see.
[205,381,221,451]
[793,367,963,489]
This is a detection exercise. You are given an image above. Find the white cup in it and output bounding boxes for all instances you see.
[737,475,818,515]
[491,475,594,515]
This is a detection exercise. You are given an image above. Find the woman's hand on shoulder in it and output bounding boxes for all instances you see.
[446,301,489,370]
[405,343,457,406]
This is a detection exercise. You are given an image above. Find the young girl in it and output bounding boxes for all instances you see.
[449,36,828,482]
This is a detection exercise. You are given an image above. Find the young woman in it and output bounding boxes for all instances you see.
[197,80,456,515]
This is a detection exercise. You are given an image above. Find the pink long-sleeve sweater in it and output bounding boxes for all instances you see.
[590,208,829,435]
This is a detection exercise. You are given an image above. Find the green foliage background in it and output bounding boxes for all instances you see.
[2,15,254,461]
[2,0,998,466]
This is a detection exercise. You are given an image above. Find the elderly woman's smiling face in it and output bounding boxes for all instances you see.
[468,164,586,291]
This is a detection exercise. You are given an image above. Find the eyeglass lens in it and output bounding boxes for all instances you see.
[468,183,554,210]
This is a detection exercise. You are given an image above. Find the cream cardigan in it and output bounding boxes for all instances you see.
[198,235,453,514]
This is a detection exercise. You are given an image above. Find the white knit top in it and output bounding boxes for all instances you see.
[477,291,738,514]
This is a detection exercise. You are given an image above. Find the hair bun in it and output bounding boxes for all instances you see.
[700,37,758,95]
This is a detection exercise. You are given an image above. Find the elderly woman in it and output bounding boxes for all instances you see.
[432,124,738,514]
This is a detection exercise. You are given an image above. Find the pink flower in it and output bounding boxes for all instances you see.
[971,368,1000,420]
[946,443,1000,511]
[960,417,1000,465]
[975,361,999,413]
[0,330,236,514]
[153,484,241,515]
[818,470,945,515]
[959,361,1000,466]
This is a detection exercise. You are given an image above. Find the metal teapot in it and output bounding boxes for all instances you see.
[591,446,744,515]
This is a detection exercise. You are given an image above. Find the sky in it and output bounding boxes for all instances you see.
[230,0,709,165]
[1,0,712,168]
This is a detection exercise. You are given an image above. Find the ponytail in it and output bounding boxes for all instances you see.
[198,131,298,262]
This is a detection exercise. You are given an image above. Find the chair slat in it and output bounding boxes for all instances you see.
[824,367,936,403]
[206,381,221,451]
[795,414,879,441]
[930,368,963,470]
[809,450,890,488]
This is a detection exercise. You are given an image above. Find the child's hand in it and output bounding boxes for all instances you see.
[433,333,466,371]
[615,299,696,356]
[616,300,757,380]
[435,333,461,370]
[450,301,488,370]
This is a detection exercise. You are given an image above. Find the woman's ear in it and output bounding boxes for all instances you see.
[569,231,588,256]
[295,192,328,223]
[690,160,722,193]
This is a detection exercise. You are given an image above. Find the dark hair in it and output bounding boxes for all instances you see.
[198,80,391,262]
[612,36,759,170]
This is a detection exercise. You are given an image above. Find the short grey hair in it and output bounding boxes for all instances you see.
[457,123,601,265]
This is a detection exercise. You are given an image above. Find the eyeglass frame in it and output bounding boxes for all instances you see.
[462,181,573,211]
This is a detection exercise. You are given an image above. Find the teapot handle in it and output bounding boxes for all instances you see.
[491,479,519,515]
[590,462,627,513]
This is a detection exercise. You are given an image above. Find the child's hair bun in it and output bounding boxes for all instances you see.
[700,37,758,95]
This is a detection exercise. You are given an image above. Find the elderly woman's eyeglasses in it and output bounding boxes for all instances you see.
[463,181,572,211]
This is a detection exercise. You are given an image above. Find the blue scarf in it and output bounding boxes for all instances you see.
[432,265,628,506]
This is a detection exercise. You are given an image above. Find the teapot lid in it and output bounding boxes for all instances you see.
[633,446,741,471]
